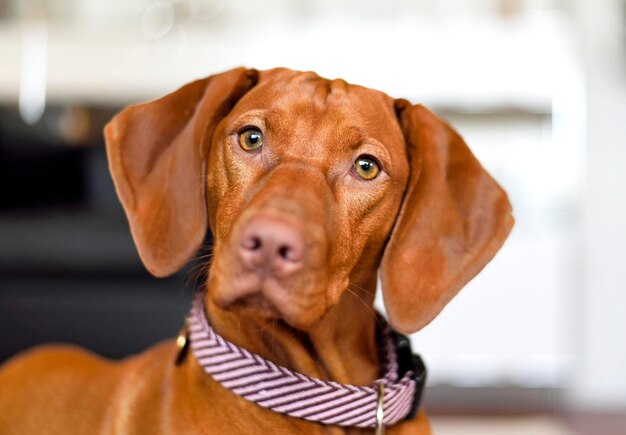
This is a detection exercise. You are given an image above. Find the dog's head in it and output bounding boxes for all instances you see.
[105,67,513,334]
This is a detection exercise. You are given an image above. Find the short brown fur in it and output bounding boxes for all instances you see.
[0,67,513,434]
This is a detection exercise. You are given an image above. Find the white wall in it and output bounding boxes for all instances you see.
[572,0,626,410]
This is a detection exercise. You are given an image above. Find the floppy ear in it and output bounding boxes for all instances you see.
[104,67,258,277]
[380,101,514,334]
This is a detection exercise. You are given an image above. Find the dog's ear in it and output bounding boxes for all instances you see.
[380,101,514,334]
[105,67,258,277]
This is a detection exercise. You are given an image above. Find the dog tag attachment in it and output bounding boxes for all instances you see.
[174,321,190,365]
[375,382,386,435]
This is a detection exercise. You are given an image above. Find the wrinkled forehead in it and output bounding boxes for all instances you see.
[229,69,406,157]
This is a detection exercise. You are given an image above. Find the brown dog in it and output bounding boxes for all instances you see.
[0,67,513,434]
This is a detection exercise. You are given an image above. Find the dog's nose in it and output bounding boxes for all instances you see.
[239,216,304,275]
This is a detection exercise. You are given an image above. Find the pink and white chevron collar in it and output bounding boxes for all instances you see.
[187,297,426,429]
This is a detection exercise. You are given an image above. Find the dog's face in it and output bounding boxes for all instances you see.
[206,70,409,329]
[105,67,513,334]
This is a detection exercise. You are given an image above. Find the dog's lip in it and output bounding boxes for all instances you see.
[230,293,282,318]
[261,280,328,330]
[211,272,277,309]
[213,275,325,331]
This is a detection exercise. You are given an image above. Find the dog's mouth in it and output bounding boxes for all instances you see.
[229,293,282,319]
[212,274,329,331]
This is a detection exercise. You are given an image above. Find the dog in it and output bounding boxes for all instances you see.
[0,67,513,434]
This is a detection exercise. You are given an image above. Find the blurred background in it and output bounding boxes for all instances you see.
[0,0,624,433]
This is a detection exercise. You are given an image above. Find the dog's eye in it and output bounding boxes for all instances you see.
[238,128,264,151]
[353,156,380,180]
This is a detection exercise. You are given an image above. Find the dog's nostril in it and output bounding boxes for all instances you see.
[239,217,305,270]
[278,245,291,261]
[243,236,262,251]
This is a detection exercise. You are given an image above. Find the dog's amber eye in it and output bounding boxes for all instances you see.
[238,128,264,151]
[353,156,380,180]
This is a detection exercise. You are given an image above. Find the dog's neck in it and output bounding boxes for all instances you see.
[203,275,380,386]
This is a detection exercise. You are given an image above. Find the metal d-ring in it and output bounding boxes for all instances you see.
[174,318,190,365]
[375,382,385,435]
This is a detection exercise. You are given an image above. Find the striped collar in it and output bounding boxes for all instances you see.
[186,297,426,429]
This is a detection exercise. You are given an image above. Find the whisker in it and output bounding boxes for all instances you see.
[346,281,376,296]
[257,317,278,333]
[345,285,380,324]
[184,247,214,290]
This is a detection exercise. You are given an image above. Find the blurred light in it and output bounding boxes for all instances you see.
[18,15,47,125]
[160,25,187,60]
[495,0,524,20]
[141,1,176,40]
[187,0,225,22]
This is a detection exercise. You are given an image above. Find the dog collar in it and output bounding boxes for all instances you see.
[185,297,426,429]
